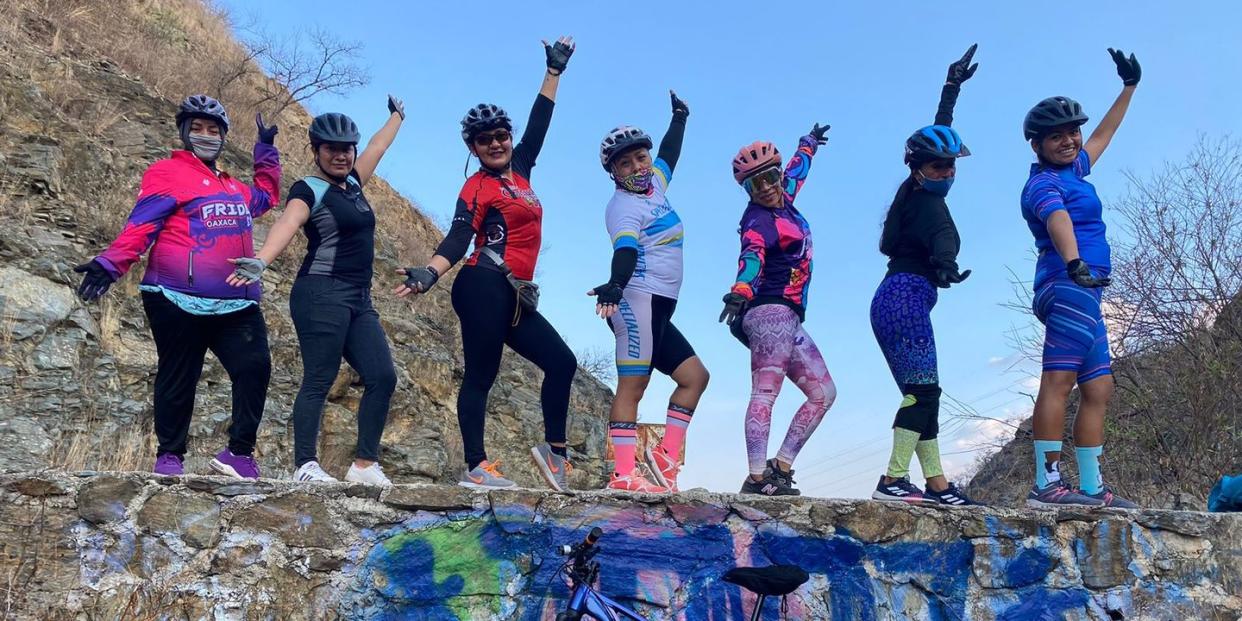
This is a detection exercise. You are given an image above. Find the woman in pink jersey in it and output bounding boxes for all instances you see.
[74,95,281,479]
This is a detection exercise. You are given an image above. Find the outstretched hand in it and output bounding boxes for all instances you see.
[809,123,831,146]
[542,36,575,75]
[946,43,979,85]
[387,94,405,120]
[670,90,689,120]
[394,266,439,298]
[1108,48,1141,86]
[588,282,624,318]
[255,113,279,145]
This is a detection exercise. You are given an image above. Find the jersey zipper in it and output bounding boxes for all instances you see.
[187,250,195,285]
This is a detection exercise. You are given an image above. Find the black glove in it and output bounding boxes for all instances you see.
[946,43,979,86]
[544,36,575,75]
[255,113,279,145]
[930,258,971,288]
[591,282,624,306]
[670,90,689,121]
[809,123,831,146]
[73,260,116,302]
[719,292,748,325]
[388,94,405,120]
[403,265,439,293]
[1108,48,1141,86]
[1067,259,1111,288]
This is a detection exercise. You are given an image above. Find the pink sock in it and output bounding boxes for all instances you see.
[609,422,638,476]
[660,403,694,461]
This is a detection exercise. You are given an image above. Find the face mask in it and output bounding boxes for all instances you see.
[186,134,224,162]
[617,168,653,193]
[917,172,954,197]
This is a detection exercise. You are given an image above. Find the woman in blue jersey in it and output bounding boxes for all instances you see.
[1020,49,1141,509]
[589,91,709,494]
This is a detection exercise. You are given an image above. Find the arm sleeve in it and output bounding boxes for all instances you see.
[511,94,555,178]
[915,196,960,266]
[432,194,479,265]
[934,83,961,127]
[781,135,819,202]
[247,142,281,218]
[731,217,772,299]
[95,162,180,279]
[656,115,687,176]
[608,247,638,288]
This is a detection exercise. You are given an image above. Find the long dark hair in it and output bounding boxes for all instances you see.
[879,174,918,256]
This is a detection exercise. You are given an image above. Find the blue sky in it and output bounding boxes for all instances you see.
[219,1,1242,497]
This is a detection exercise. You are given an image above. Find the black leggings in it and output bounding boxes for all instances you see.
[142,292,271,457]
[289,276,397,467]
[451,267,576,468]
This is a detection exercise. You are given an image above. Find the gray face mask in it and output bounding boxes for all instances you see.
[187,134,224,162]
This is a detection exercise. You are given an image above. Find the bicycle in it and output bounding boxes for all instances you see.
[553,528,809,621]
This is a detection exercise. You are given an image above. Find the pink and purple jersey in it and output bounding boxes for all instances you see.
[731,135,819,316]
[96,144,281,301]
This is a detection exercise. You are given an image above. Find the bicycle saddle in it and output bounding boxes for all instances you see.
[722,565,809,596]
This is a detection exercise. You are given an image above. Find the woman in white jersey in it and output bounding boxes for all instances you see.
[589,91,709,493]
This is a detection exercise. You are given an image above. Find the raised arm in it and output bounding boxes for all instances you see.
[782,124,829,202]
[655,90,689,177]
[511,37,575,175]
[354,95,405,186]
[248,113,282,218]
[935,43,978,127]
[1084,49,1140,166]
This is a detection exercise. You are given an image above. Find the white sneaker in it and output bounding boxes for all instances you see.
[345,462,392,487]
[294,461,338,483]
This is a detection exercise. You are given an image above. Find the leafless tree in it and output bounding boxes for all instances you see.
[243,25,370,115]
[576,346,617,385]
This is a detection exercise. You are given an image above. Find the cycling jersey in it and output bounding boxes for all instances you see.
[97,144,281,300]
[288,171,376,287]
[1021,150,1109,287]
[436,94,554,281]
[882,189,961,282]
[604,158,684,299]
[731,135,819,317]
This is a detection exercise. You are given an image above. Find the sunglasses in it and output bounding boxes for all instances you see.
[472,130,512,147]
[743,167,782,193]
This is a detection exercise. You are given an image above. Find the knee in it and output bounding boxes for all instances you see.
[894,383,940,432]
[748,390,778,412]
[1079,376,1114,406]
[816,377,838,411]
[550,350,578,383]
[679,366,710,395]
[366,365,398,395]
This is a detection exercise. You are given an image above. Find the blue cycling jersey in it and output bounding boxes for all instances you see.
[1020,150,1110,287]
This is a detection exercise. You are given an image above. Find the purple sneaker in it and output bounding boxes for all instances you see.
[209,449,261,480]
[153,454,184,476]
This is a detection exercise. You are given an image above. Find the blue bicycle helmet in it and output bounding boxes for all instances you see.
[309,112,361,146]
[175,95,230,133]
[904,125,970,165]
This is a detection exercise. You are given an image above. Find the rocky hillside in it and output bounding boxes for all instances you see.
[0,0,611,486]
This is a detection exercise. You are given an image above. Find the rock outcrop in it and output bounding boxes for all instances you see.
[2,471,1240,620]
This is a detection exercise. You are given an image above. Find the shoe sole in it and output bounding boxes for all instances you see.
[871,490,934,504]
[345,474,392,487]
[209,459,257,481]
[457,480,517,490]
[529,446,565,492]
[1025,498,1105,509]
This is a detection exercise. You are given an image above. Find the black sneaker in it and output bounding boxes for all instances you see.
[766,459,801,496]
[924,482,979,506]
[871,475,932,504]
[740,468,798,496]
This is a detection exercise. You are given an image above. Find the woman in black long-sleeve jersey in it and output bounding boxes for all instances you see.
[869,45,979,506]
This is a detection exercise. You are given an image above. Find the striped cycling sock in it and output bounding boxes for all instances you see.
[609,422,638,477]
[660,403,694,461]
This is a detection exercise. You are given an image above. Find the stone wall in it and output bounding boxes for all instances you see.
[1,472,1239,620]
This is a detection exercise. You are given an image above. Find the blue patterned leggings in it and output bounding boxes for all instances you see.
[870,273,941,438]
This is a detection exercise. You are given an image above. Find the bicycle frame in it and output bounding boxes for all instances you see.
[562,582,651,621]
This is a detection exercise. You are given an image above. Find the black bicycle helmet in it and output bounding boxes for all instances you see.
[904,125,971,165]
[1023,96,1088,140]
[309,112,361,146]
[175,95,230,133]
[599,126,654,171]
[460,103,512,142]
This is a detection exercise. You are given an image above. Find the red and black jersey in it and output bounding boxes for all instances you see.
[436,94,554,282]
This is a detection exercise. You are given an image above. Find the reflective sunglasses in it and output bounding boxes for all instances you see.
[743,167,782,193]
[472,130,512,147]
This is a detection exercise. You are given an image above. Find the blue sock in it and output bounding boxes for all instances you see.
[1033,440,1063,488]
[1076,445,1104,495]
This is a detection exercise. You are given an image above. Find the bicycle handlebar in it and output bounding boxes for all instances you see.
[559,527,605,562]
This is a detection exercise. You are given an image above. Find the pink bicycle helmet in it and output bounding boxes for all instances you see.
[732,141,781,184]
